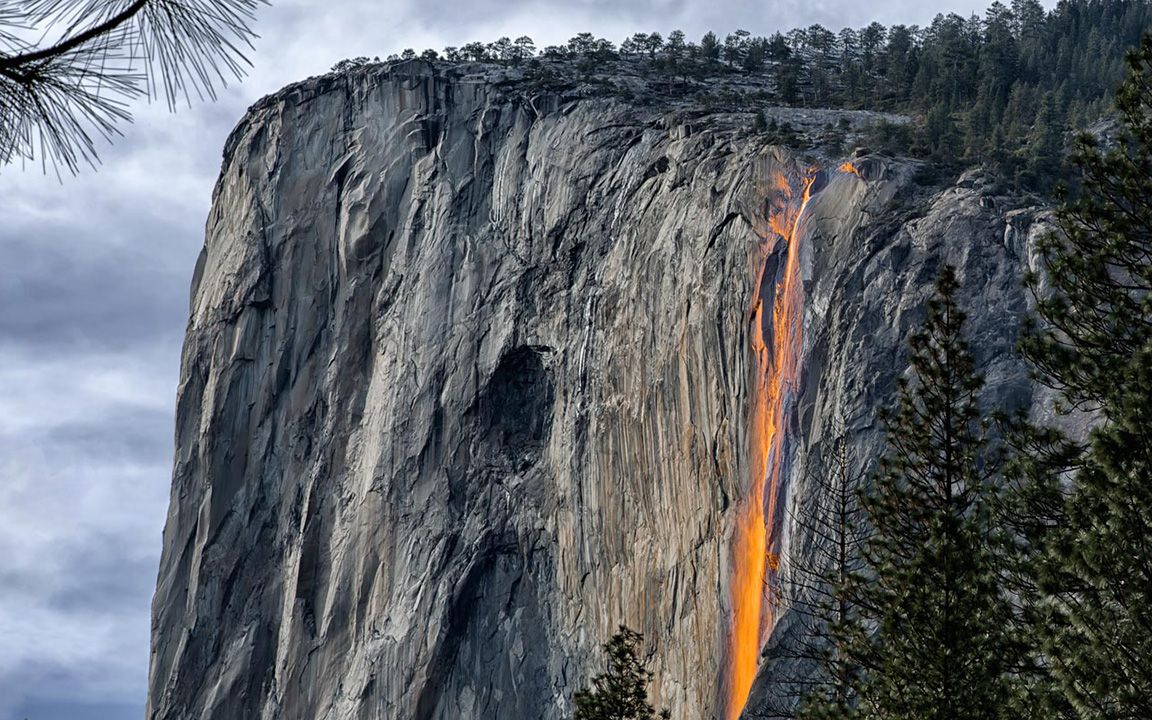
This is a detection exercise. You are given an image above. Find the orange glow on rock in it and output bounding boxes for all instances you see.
[839,161,862,178]
[723,165,816,720]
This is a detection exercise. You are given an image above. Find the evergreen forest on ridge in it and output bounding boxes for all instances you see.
[340,0,1152,192]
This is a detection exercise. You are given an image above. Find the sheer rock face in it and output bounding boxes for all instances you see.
[743,168,1051,719]
[149,60,1044,720]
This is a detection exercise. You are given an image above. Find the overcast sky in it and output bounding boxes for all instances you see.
[0,1,1036,718]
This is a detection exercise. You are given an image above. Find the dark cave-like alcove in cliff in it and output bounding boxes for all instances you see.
[478,345,555,465]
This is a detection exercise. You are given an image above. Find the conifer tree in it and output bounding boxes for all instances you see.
[789,427,869,720]
[1,0,263,173]
[1014,32,1152,720]
[993,419,1078,720]
[573,627,670,720]
[848,267,1018,720]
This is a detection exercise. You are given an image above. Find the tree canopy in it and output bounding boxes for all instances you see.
[1010,32,1152,720]
[573,627,670,720]
[364,0,1152,192]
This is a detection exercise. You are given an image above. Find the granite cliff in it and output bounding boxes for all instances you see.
[148,59,1047,720]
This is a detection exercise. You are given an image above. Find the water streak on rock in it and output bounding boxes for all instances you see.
[724,166,816,720]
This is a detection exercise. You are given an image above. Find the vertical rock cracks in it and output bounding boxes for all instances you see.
[724,162,834,720]
[150,61,1046,720]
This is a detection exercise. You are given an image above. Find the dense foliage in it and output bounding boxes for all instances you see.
[1009,32,1152,720]
[353,0,1152,193]
[816,268,1019,720]
[792,31,1152,720]
[572,627,670,720]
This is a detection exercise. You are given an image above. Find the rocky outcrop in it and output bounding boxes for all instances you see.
[742,165,1051,718]
[149,60,1046,720]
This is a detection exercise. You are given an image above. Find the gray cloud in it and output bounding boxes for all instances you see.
[0,1,1053,718]
[10,698,144,720]
[0,344,172,719]
[0,233,188,353]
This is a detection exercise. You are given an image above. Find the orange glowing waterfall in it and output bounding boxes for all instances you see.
[723,166,817,720]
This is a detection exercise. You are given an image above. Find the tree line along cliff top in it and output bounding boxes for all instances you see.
[321,0,1151,194]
